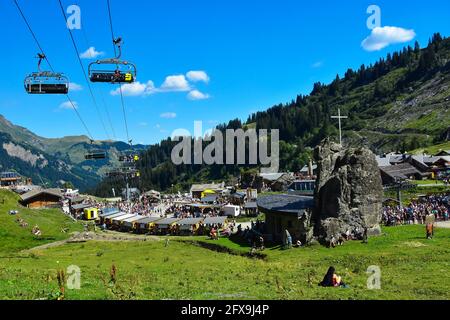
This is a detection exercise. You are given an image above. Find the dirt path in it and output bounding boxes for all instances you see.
[23,231,160,252]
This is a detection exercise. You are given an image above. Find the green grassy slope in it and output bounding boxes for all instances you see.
[410,141,450,155]
[0,224,448,300]
[0,189,82,254]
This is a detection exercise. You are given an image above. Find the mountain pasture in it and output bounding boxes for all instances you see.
[0,188,448,300]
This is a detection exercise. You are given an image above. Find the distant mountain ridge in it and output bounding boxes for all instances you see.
[0,115,147,190]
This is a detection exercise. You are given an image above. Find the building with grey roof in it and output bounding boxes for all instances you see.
[257,194,314,243]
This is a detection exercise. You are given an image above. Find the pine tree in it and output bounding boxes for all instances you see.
[418,47,437,72]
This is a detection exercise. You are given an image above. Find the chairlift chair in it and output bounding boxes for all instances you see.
[106,167,140,179]
[119,151,140,163]
[106,170,121,178]
[24,54,69,94]
[85,150,107,160]
[88,38,136,84]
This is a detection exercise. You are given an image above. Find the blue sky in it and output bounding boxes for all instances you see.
[2,0,450,145]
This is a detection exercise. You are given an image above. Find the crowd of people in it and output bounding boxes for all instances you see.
[382,194,449,226]
[81,195,174,218]
[71,191,246,224]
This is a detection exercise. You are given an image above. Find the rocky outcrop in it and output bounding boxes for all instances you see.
[3,142,48,168]
[312,139,383,243]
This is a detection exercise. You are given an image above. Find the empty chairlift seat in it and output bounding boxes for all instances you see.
[85,150,107,160]
[24,54,69,95]
[24,72,69,94]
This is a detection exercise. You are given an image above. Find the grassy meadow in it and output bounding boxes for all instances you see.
[0,189,449,300]
[0,189,82,254]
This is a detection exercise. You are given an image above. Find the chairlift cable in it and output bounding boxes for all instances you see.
[57,0,112,141]
[98,87,117,140]
[119,87,131,147]
[106,0,132,149]
[66,94,95,140]
[79,17,117,141]
[106,0,140,189]
[13,0,94,141]
[13,0,54,72]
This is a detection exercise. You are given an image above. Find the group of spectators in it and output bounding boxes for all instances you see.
[87,194,237,221]
[437,172,450,185]
[86,195,173,218]
[382,194,449,226]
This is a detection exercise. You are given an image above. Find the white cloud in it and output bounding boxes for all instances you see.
[186,70,210,83]
[59,101,78,110]
[187,90,210,100]
[160,112,177,119]
[138,122,148,127]
[80,47,105,59]
[110,81,156,96]
[311,61,323,68]
[69,82,82,91]
[361,26,416,51]
[160,75,191,92]
[108,72,211,99]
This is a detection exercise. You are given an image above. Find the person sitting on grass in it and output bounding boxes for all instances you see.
[32,225,42,237]
[319,266,347,288]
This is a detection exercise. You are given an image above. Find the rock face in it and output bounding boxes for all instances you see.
[312,139,383,243]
